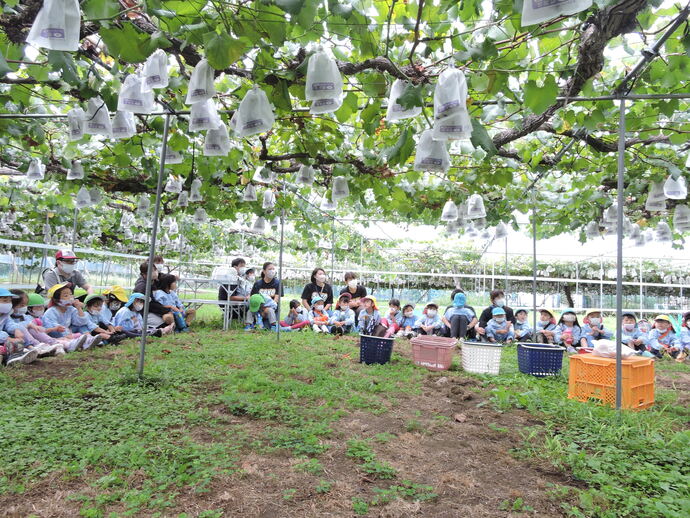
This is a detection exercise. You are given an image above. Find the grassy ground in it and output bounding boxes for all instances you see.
[0,318,688,517]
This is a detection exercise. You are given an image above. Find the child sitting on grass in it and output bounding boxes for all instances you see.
[83,294,127,345]
[0,287,39,366]
[580,309,613,348]
[414,303,443,336]
[9,290,63,356]
[113,293,172,337]
[397,304,417,339]
[620,312,648,352]
[280,299,310,330]
[554,309,582,352]
[647,314,681,359]
[329,293,355,335]
[154,274,194,332]
[358,296,385,336]
[245,293,280,331]
[679,312,690,362]
[513,309,532,342]
[43,283,103,351]
[535,308,557,344]
[380,298,403,338]
[309,296,330,333]
[485,307,514,343]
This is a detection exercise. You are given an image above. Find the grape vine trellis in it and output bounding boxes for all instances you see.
[0,0,689,255]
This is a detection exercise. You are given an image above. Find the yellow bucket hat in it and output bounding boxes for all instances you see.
[103,285,128,303]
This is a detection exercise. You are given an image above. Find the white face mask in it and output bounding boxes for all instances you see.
[494,317,505,323]
[238,266,247,276]
[540,315,551,322]
[315,305,324,312]
[30,308,44,318]
[133,303,144,312]
[623,323,636,332]
[494,298,505,307]
[390,307,398,313]
[340,304,349,311]
[246,275,255,282]
[13,306,28,316]
[589,317,602,326]
[316,274,326,283]
[404,311,414,318]
[427,309,437,317]
[59,298,74,307]
[517,315,526,322]
[265,269,276,280]
[60,263,75,275]
[347,279,358,289]
[0,302,11,314]
[155,263,165,272]
[89,308,102,316]
[563,314,576,323]
[109,302,121,311]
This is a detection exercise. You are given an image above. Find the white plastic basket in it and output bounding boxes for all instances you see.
[461,341,504,375]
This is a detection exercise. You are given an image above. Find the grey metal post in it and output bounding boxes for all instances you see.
[137,113,171,381]
[71,207,78,251]
[504,235,508,291]
[277,209,285,342]
[615,98,626,410]
[331,218,336,276]
[531,189,538,332]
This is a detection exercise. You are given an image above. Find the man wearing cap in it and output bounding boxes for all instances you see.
[43,249,93,295]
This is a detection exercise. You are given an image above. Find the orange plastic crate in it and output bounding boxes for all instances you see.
[567,354,655,410]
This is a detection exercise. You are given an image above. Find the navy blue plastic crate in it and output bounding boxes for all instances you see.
[517,342,566,377]
[359,334,395,365]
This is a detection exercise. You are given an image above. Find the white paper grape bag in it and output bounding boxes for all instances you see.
[177,191,189,208]
[433,110,472,141]
[164,174,182,193]
[203,122,231,156]
[674,205,690,232]
[252,216,267,234]
[522,0,592,27]
[118,75,155,114]
[137,196,150,213]
[466,194,486,219]
[111,110,137,139]
[271,216,280,228]
[603,204,617,223]
[262,189,276,210]
[169,219,179,235]
[413,129,450,172]
[628,223,641,241]
[495,222,508,239]
[89,188,102,205]
[320,196,336,211]
[441,200,459,221]
[656,221,672,241]
[193,208,208,224]
[234,86,275,138]
[189,99,222,132]
[296,165,315,186]
[84,97,112,137]
[310,97,343,115]
[66,160,84,180]
[189,178,203,202]
[645,181,667,211]
[242,184,257,202]
[26,159,45,180]
[141,49,169,92]
[305,50,343,102]
[186,59,215,105]
[26,0,81,52]
[663,175,687,200]
[161,146,184,165]
[121,211,135,227]
[332,177,349,201]
[67,107,86,140]
[386,79,422,122]
[434,68,468,121]
[75,186,92,209]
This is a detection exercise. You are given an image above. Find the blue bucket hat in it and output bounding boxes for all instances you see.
[125,293,146,308]
[311,295,325,307]
[453,292,466,307]
[492,307,506,316]
[561,308,576,315]
[0,288,13,297]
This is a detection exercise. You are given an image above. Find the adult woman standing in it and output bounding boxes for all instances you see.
[301,268,334,311]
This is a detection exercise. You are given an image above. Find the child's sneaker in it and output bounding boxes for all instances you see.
[55,345,66,356]
[162,324,175,336]
[152,329,163,337]
[312,324,321,333]
[243,324,254,331]
[74,334,88,351]
[566,345,577,354]
[36,343,59,357]
[91,336,104,349]
[6,348,39,366]
[320,325,329,333]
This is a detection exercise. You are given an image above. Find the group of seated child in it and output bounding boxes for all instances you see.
[0,278,194,366]
[243,290,690,361]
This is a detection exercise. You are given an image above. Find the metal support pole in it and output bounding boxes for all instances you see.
[600,258,604,308]
[277,209,286,342]
[137,113,171,381]
[531,189,538,331]
[331,218,336,276]
[615,98,627,411]
[71,207,78,251]
[639,258,644,319]
[504,236,508,292]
